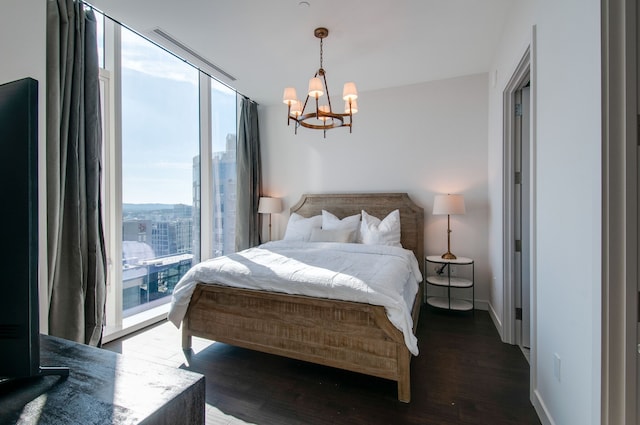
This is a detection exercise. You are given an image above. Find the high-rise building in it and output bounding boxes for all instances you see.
[123,220,152,245]
[122,252,193,316]
[121,205,195,314]
[192,155,201,263]
[211,133,237,257]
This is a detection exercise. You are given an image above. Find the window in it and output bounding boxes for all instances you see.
[97,16,238,339]
[120,27,200,318]
[94,9,104,68]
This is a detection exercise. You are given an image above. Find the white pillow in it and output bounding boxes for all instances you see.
[321,210,360,242]
[283,213,322,241]
[309,228,356,243]
[359,209,402,247]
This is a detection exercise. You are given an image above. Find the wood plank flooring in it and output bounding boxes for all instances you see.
[103,306,541,425]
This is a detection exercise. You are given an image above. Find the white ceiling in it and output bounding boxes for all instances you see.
[89,0,513,106]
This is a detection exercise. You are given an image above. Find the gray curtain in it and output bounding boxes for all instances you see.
[46,0,106,346]
[235,98,262,250]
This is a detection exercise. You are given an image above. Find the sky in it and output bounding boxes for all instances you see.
[105,23,237,205]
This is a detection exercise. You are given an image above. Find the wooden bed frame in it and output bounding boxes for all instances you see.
[181,193,424,402]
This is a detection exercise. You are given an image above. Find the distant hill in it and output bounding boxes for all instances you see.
[123,203,190,212]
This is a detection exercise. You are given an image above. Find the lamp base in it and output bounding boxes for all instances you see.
[441,251,457,260]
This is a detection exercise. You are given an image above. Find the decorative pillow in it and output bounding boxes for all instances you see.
[283,213,322,241]
[321,210,360,242]
[359,209,402,247]
[309,228,356,243]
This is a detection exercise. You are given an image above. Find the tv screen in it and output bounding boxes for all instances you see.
[0,77,40,380]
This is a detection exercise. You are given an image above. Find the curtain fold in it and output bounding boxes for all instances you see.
[46,0,106,346]
[235,98,262,251]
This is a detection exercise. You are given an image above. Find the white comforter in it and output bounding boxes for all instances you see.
[167,241,423,355]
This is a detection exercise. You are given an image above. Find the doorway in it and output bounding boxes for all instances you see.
[514,83,531,356]
[502,47,533,356]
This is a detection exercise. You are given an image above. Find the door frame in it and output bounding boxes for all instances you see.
[502,46,533,349]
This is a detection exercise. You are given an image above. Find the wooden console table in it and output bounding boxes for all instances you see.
[0,334,205,424]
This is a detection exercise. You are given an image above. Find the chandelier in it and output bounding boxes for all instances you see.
[282,27,358,138]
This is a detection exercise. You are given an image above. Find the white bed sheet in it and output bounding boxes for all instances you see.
[167,240,423,355]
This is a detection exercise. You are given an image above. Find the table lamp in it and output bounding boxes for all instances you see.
[433,194,466,259]
[258,197,282,241]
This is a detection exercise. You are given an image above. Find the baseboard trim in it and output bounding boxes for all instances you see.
[487,301,504,342]
[533,389,555,425]
[473,299,489,311]
[102,308,168,344]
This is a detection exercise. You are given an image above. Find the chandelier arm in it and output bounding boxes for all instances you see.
[322,72,333,113]
[297,111,344,130]
[301,94,311,115]
[349,99,353,133]
[300,69,317,118]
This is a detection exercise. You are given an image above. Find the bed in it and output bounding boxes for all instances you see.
[171,193,424,402]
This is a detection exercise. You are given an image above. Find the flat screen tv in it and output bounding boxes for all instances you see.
[0,77,67,381]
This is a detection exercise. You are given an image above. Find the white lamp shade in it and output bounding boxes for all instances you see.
[283,87,297,105]
[342,82,358,101]
[433,194,465,215]
[258,197,282,214]
[308,77,324,98]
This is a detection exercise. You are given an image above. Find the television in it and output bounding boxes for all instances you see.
[0,77,67,381]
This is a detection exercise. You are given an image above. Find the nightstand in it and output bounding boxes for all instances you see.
[424,255,474,312]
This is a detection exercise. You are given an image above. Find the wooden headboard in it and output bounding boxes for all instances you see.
[290,193,424,275]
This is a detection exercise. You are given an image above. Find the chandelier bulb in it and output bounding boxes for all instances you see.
[345,99,358,114]
[290,100,302,117]
[318,105,330,121]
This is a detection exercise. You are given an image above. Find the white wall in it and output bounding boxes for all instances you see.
[534,0,602,423]
[488,1,602,424]
[0,0,48,332]
[261,73,492,307]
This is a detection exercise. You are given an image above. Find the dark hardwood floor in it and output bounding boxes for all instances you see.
[103,306,540,425]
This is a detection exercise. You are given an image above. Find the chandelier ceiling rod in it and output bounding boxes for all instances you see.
[283,27,359,138]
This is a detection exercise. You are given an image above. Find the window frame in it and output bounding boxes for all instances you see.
[100,19,237,342]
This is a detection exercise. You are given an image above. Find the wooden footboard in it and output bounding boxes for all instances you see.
[182,282,422,402]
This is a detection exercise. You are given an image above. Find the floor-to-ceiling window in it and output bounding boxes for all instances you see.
[120,26,200,317]
[94,10,238,340]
